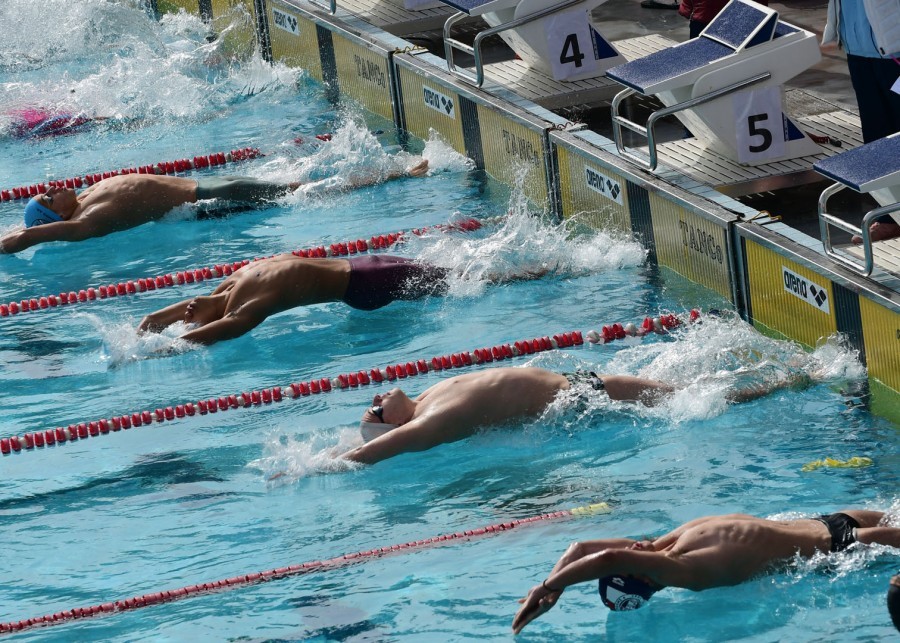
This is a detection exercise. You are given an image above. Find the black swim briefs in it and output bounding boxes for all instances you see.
[565,371,606,392]
[195,176,291,203]
[815,512,860,552]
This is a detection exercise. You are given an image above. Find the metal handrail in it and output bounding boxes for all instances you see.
[610,71,771,171]
[443,0,587,87]
[818,182,900,277]
[307,0,337,15]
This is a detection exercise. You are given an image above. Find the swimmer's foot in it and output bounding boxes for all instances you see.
[406,158,429,177]
[851,221,900,244]
[385,158,428,181]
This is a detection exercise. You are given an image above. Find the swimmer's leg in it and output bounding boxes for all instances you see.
[601,375,675,405]
[195,176,294,203]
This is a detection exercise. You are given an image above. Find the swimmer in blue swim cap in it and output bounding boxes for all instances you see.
[23,194,64,227]
[1,159,429,254]
[512,509,900,634]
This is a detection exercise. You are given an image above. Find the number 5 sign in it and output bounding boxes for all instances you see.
[733,86,785,164]
[545,9,603,81]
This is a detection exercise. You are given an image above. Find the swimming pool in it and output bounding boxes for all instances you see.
[0,1,898,640]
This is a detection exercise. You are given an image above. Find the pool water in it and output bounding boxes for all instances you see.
[0,2,897,640]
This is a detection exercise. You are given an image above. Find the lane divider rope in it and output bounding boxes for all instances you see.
[0,502,611,634]
[0,219,483,318]
[0,311,699,456]
[0,147,263,202]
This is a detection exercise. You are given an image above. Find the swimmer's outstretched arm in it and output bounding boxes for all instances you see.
[178,309,267,345]
[339,415,447,465]
[138,299,193,333]
[0,220,91,254]
[510,538,638,634]
[512,549,687,634]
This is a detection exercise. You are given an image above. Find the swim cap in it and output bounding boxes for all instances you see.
[359,421,398,442]
[889,575,900,632]
[24,198,63,227]
[599,575,658,611]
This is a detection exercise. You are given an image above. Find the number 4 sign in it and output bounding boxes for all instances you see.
[545,9,602,81]
[733,86,786,164]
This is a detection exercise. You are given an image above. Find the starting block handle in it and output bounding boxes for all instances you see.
[444,12,484,85]
[307,0,338,13]
[611,71,771,171]
[818,182,900,277]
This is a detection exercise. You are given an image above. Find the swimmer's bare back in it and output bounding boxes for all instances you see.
[214,255,353,315]
[140,255,354,345]
[73,175,199,230]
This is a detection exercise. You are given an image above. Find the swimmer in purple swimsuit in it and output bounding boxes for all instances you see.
[139,254,452,345]
[512,509,900,634]
[7,108,104,138]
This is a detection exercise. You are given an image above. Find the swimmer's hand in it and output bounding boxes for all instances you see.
[512,583,562,634]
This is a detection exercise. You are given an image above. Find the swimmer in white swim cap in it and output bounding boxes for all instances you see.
[340,368,677,466]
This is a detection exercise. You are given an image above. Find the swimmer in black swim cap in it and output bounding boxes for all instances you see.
[598,574,659,611]
[512,509,900,635]
[889,574,900,632]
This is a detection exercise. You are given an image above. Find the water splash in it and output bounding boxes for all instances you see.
[420,129,476,173]
[410,208,645,298]
[541,311,865,423]
[260,119,473,197]
[0,0,302,136]
[249,426,364,482]
[82,313,196,367]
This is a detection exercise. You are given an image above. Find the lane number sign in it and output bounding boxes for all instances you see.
[545,9,600,80]
[733,86,785,163]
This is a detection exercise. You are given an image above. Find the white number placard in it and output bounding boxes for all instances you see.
[545,9,600,81]
[733,86,785,163]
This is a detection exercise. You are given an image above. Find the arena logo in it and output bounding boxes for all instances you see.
[423,86,455,119]
[782,266,830,314]
[584,166,623,205]
[272,8,299,35]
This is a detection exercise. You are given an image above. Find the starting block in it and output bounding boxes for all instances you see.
[816,132,900,276]
[606,0,822,171]
[441,0,625,87]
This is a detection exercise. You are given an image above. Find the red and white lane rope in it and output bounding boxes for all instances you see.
[0,147,262,202]
[0,219,483,318]
[0,311,699,456]
[0,502,610,634]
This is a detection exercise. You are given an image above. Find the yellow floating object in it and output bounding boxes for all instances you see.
[801,456,874,472]
[570,502,612,516]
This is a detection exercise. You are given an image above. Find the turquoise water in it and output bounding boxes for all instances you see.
[0,2,898,640]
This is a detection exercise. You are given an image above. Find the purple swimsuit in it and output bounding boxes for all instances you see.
[342,255,449,310]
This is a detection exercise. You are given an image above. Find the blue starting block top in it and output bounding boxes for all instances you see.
[605,0,782,94]
[704,0,775,49]
[606,38,733,93]
[814,134,900,193]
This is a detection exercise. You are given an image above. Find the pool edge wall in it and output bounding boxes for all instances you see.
[164,0,900,420]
